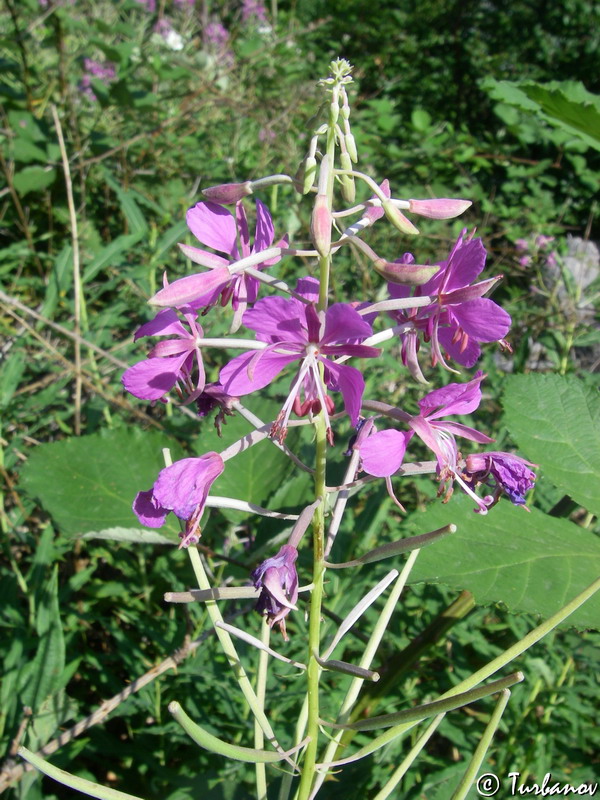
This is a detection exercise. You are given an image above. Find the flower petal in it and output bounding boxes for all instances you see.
[360,429,411,477]
[418,372,485,418]
[149,267,232,308]
[253,198,275,252]
[242,296,307,344]
[134,309,186,341]
[321,303,373,346]
[187,202,238,257]
[448,298,512,343]
[324,360,364,425]
[122,353,189,400]
[153,454,224,520]
[220,349,299,395]
[133,489,169,528]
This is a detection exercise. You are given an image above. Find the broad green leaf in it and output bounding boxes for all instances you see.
[13,166,57,196]
[502,373,600,517]
[407,496,600,630]
[20,429,183,538]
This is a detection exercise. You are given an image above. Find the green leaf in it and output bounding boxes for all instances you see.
[502,373,600,517]
[102,171,149,235]
[21,567,65,713]
[41,245,73,319]
[13,166,57,196]
[20,429,183,538]
[83,233,143,283]
[407,496,600,630]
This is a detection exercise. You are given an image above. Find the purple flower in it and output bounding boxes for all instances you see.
[133,453,225,547]
[360,372,495,510]
[388,230,512,378]
[219,277,381,441]
[79,58,116,101]
[251,545,299,640]
[153,200,286,330]
[242,0,269,24]
[463,451,537,509]
[122,307,205,402]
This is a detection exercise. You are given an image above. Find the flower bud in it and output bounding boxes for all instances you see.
[302,156,317,194]
[330,101,339,124]
[345,132,358,163]
[202,181,252,204]
[382,200,419,235]
[252,544,299,640]
[408,198,472,219]
[339,152,355,203]
[311,194,332,257]
[373,258,439,286]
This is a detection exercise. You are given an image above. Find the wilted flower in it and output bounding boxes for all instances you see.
[122,307,206,402]
[252,544,299,639]
[463,451,537,509]
[133,454,224,547]
[196,382,239,435]
[219,277,381,442]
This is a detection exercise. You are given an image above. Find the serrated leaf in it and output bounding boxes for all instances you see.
[502,373,600,517]
[20,429,183,537]
[407,495,600,630]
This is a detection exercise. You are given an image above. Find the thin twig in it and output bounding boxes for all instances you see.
[52,105,82,435]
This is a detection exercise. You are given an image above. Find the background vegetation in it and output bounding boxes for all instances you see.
[1,0,599,798]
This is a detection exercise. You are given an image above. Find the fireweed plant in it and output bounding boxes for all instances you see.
[20,60,600,800]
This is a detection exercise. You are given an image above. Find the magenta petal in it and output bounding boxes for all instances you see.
[242,296,306,343]
[321,303,373,345]
[133,489,168,528]
[360,429,410,477]
[419,372,485,418]
[435,420,495,444]
[449,298,512,343]
[324,361,364,425]
[150,339,194,358]
[134,309,186,341]
[220,349,299,396]
[253,198,275,252]
[153,454,224,520]
[295,276,320,303]
[150,267,231,307]
[443,237,487,291]
[122,353,189,400]
[178,243,230,269]
[437,327,482,367]
[443,276,502,304]
[186,202,238,257]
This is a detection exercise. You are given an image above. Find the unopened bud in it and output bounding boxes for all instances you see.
[311,194,332,258]
[345,132,358,163]
[382,200,419,235]
[373,258,438,286]
[330,101,339,124]
[339,152,355,203]
[202,181,252,204]
[408,198,472,219]
[302,156,317,194]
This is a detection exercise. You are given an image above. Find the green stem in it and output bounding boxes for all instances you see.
[297,413,328,800]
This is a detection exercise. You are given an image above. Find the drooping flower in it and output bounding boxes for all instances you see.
[196,382,239,435]
[153,200,287,331]
[387,230,511,380]
[219,277,381,442]
[133,453,224,547]
[251,544,299,640]
[360,372,495,510]
[122,307,205,402]
[462,451,537,509]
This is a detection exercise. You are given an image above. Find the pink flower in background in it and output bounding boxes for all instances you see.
[79,58,116,101]
[242,0,269,26]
